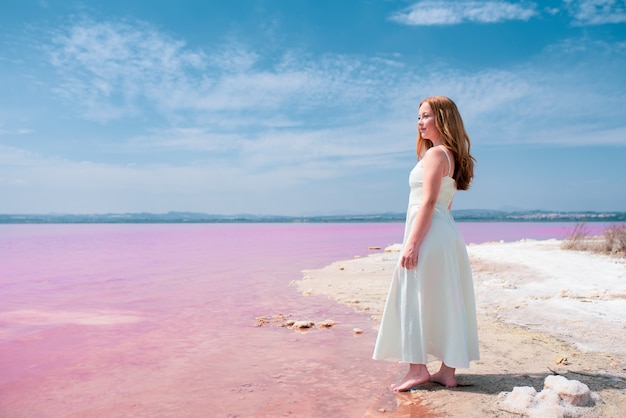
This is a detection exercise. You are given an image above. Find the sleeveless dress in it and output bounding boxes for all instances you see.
[372,147,479,369]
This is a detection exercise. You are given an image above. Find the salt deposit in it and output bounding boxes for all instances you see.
[497,375,597,417]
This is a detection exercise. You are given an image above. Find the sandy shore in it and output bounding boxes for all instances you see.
[295,239,626,417]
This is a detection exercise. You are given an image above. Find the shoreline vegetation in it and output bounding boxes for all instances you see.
[1,210,625,224]
[562,223,626,257]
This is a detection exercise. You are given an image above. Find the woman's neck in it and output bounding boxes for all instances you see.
[431,138,443,147]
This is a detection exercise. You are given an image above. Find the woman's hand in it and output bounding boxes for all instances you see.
[400,244,418,270]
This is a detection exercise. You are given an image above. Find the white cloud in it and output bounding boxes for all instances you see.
[389,1,538,26]
[0,128,34,136]
[46,18,403,128]
[129,128,243,152]
[209,40,260,73]
[48,19,208,122]
[44,18,626,151]
[41,15,625,168]
[565,0,626,25]
[389,1,626,29]
[5,15,621,214]
[0,140,406,214]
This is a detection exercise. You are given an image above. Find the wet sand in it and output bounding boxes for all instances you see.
[296,239,626,417]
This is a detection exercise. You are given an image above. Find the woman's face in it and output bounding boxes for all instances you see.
[418,102,440,141]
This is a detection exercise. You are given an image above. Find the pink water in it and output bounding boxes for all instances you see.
[0,222,613,417]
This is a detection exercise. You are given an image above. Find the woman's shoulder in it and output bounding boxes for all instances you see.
[421,145,449,161]
[419,146,450,174]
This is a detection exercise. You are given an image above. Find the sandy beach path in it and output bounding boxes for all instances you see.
[295,239,626,417]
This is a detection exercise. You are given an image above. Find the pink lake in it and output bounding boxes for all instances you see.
[0,222,614,417]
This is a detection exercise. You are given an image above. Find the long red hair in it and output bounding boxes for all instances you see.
[416,96,475,190]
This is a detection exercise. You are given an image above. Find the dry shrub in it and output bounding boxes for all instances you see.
[562,222,626,257]
[602,224,626,255]
[561,223,592,250]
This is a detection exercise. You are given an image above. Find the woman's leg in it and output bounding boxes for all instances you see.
[429,362,457,387]
[391,363,431,392]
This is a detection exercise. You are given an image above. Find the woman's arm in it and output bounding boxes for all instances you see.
[400,148,448,270]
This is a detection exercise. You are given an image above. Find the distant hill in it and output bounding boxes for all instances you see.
[451,210,626,222]
[0,210,624,224]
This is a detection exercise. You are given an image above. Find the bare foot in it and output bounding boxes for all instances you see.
[391,364,431,392]
[429,370,457,387]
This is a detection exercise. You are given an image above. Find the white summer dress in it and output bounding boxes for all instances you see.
[372,147,479,369]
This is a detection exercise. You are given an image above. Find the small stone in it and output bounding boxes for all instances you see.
[254,316,270,327]
[555,356,569,365]
[292,320,315,329]
[353,328,363,335]
[317,319,337,328]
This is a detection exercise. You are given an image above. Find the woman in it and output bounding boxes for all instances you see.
[372,96,479,391]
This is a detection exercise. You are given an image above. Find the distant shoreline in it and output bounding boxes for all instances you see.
[0,210,625,224]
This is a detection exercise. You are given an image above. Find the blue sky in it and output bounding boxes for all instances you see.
[1,0,625,215]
